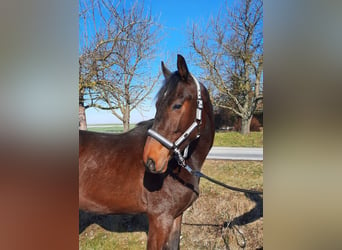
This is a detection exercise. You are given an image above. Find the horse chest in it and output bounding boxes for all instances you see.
[145,176,197,216]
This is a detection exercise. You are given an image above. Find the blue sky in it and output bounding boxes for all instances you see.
[84,0,228,124]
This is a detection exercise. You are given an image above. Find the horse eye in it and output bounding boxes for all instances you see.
[172,104,182,110]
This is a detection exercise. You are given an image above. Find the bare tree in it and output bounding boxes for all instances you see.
[79,0,161,131]
[190,0,263,134]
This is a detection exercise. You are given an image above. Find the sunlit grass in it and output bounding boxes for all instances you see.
[79,228,146,250]
[200,160,263,194]
[213,131,263,147]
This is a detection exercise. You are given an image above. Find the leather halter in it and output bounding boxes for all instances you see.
[147,74,203,155]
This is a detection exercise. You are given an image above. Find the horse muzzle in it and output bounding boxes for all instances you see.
[143,136,170,174]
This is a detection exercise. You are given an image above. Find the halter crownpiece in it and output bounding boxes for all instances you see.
[147,74,203,152]
[191,73,203,123]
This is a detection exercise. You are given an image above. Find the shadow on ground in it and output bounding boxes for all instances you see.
[79,211,148,234]
[227,193,263,227]
[80,193,262,234]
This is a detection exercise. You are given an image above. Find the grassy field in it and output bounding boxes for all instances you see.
[79,160,263,250]
[86,124,263,147]
[214,131,263,147]
[87,124,136,133]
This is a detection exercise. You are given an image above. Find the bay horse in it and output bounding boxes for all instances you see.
[79,54,215,249]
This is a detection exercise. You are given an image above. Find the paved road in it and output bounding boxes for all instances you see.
[207,147,263,161]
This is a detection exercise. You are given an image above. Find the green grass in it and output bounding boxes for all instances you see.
[87,124,136,133]
[79,230,146,250]
[213,131,263,147]
[200,160,263,194]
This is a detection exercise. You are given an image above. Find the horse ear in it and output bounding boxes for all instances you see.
[161,61,171,79]
[177,54,189,81]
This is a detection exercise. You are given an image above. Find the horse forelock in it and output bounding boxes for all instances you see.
[156,72,182,107]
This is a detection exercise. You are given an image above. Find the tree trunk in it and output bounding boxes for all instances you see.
[123,120,130,132]
[240,116,252,135]
[123,106,130,132]
[79,105,87,130]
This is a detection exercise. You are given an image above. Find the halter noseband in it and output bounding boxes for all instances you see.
[147,74,203,156]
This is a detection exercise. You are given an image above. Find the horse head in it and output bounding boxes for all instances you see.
[143,54,207,173]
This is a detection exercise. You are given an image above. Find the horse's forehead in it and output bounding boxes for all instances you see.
[158,73,194,105]
[165,83,180,95]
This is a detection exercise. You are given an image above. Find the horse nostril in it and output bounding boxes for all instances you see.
[146,158,156,172]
